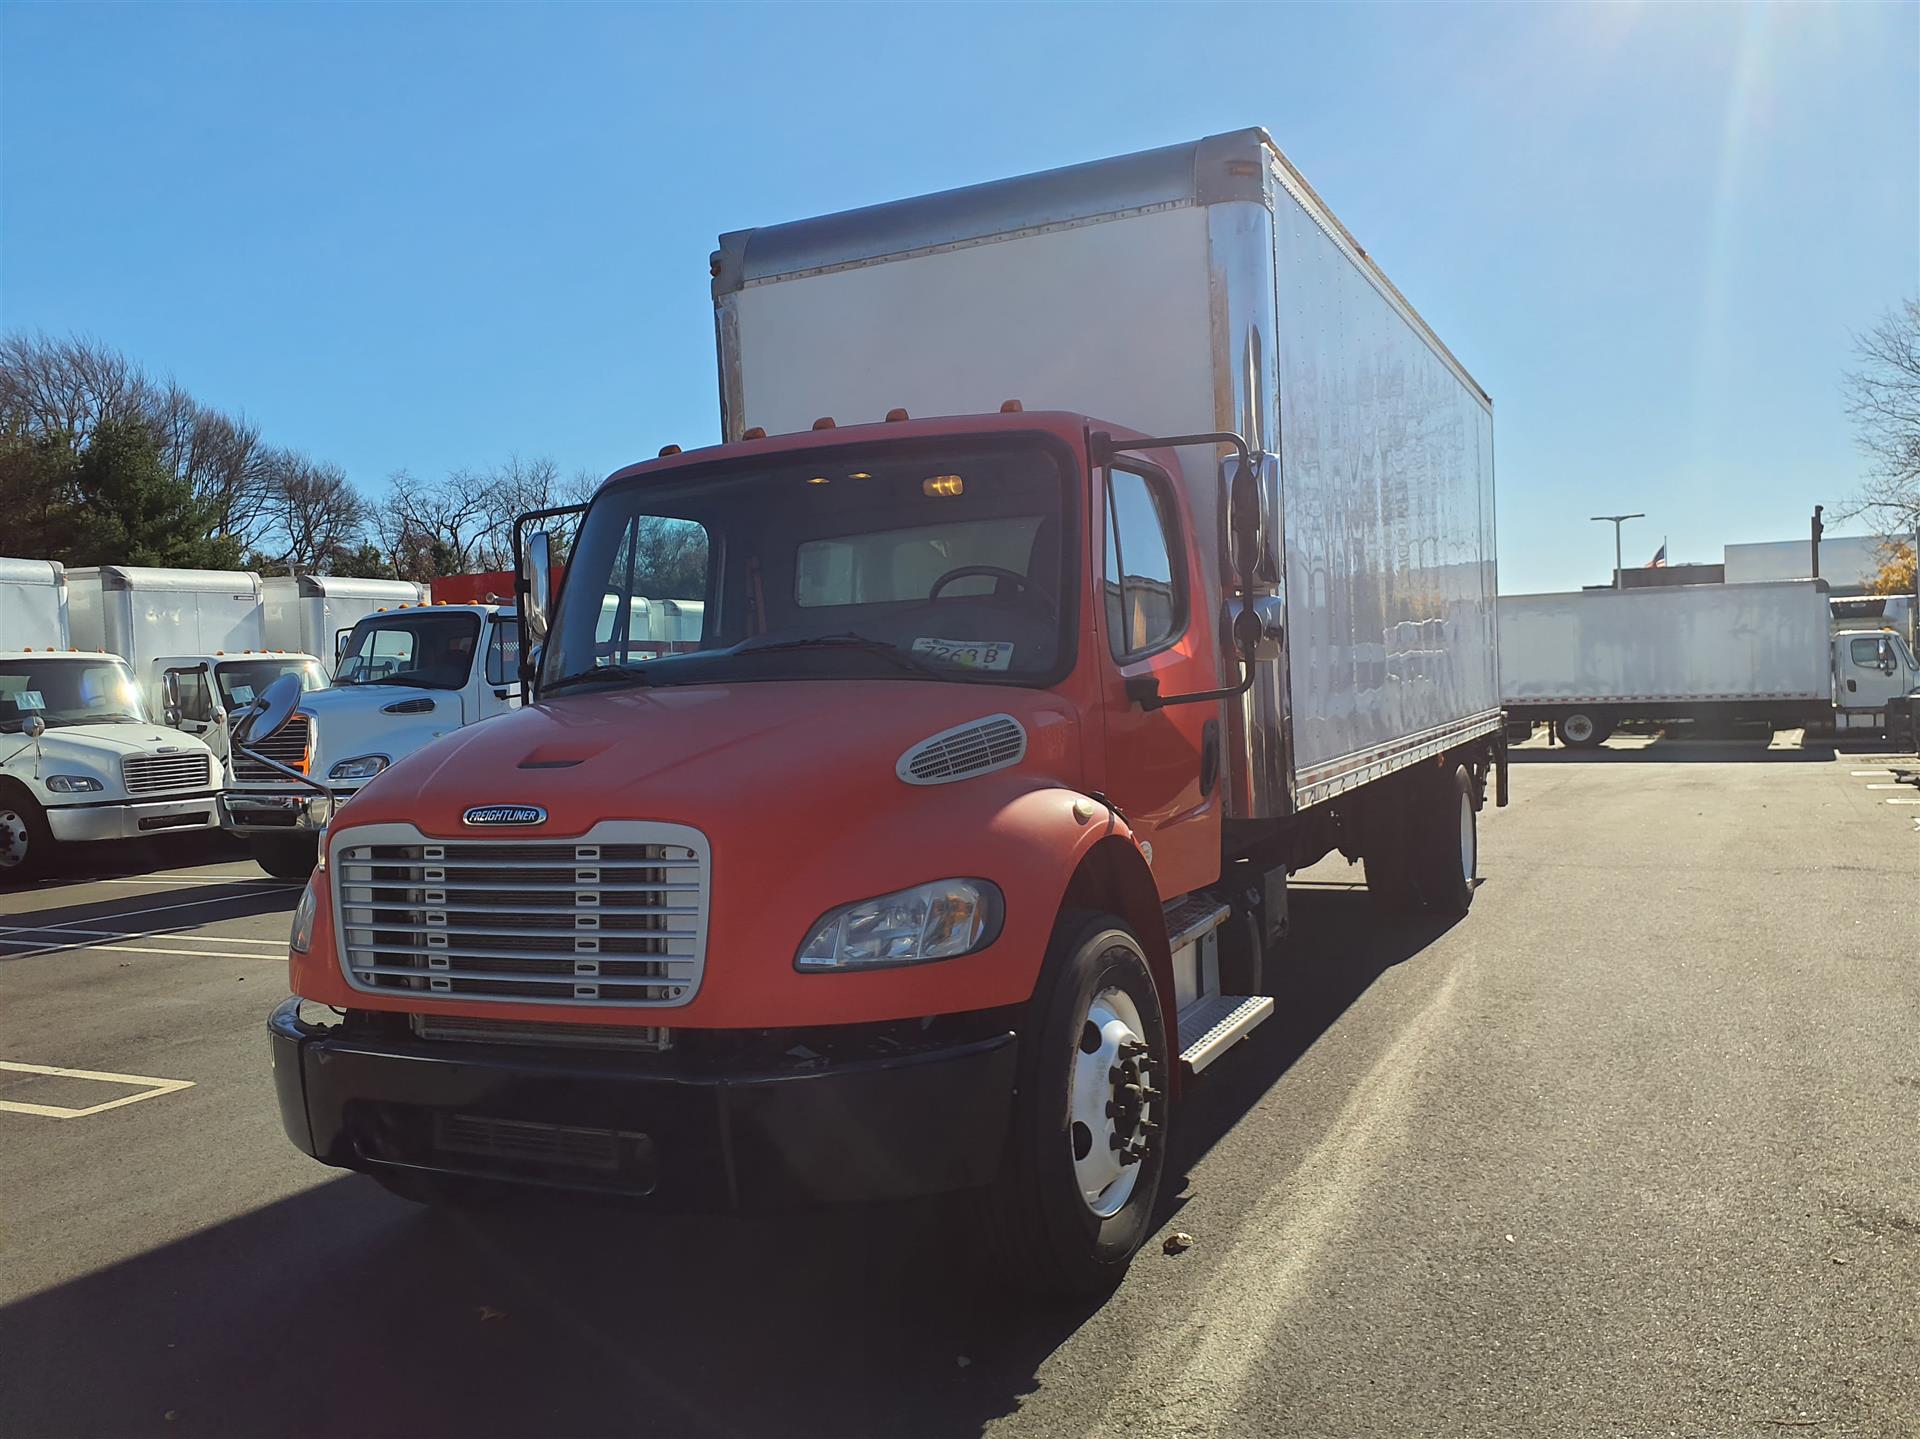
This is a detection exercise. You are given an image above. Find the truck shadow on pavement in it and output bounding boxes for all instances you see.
[1508,737,1840,764]
[0,887,1448,1439]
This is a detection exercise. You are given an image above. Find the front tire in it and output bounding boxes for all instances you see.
[0,789,56,884]
[251,833,319,879]
[980,912,1172,1299]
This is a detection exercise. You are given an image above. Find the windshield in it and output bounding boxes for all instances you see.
[335,613,481,690]
[0,657,147,732]
[214,658,326,708]
[542,437,1073,691]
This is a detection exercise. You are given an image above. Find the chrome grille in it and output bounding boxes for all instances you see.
[332,822,709,1008]
[122,751,214,794]
[232,713,311,781]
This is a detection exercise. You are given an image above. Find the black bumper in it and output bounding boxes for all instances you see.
[269,1001,1017,1209]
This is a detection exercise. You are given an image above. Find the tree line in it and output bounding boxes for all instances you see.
[0,333,595,579]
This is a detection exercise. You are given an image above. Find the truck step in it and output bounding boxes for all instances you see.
[1177,994,1274,1075]
[1163,896,1230,953]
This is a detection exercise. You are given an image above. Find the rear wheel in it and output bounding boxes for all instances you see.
[1415,764,1478,917]
[979,912,1171,1299]
[251,833,318,879]
[1558,711,1611,748]
[0,789,56,884]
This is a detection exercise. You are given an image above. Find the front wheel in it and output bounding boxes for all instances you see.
[979,912,1172,1299]
[251,833,319,879]
[0,790,57,884]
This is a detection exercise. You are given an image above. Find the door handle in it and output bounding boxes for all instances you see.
[1847,679,1857,692]
[1200,718,1221,795]
[494,688,512,700]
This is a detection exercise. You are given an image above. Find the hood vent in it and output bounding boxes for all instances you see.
[381,697,436,715]
[897,714,1027,786]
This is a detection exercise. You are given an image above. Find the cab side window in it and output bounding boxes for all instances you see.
[1104,465,1185,660]
[166,667,214,723]
[486,622,519,686]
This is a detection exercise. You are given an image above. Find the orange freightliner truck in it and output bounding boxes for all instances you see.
[263,129,1506,1294]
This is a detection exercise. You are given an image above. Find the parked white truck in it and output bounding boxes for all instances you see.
[221,600,522,876]
[0,559,223,881]
[66,565,326,764]
[261,573,429,677]
[1499,580,1920,745]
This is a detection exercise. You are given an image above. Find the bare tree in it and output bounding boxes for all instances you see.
[257,450,367,573]
[1840,298,1920,537]
[0,332,158,444]
[370,456,595,579]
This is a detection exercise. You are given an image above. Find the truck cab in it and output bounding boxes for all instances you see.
[0,649,222,881]
[143,651,327,763]
[1831,628,1920,733]
[221,602,521,877]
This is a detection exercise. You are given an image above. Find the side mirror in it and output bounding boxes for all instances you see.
[232,673,303,749]
[161,670,183,729]
[1225,456,1263,582]
[522,530,554,647]
[210,705,228,731]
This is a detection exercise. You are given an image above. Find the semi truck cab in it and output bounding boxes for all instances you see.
[1831,628,1919,733]
[221,603,521,877]
[143,651,326,763]
[0,650,222,880]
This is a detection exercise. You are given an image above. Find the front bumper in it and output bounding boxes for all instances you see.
[268,1000,1017,1208]
[46,791,221,843]
[220,789,351,835]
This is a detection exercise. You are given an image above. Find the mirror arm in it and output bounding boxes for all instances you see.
[231,743,331,797]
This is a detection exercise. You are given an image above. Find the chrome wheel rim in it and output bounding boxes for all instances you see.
[1069,982,1157,1218]
[0,809,29,869]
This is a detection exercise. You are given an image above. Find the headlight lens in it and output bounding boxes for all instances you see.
[328,754,389,781]
[45,774,103,793]
[797,879,1002,971]
[290,878,318,953]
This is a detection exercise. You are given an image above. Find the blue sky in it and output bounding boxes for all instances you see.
[2,2,1914,593]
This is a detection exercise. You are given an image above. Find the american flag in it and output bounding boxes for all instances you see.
[1647,542,1668,569]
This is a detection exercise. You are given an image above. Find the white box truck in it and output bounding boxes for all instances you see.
[65,565,326,763]
[1498,580,1919,745]
[1,558,223,881]
[261,574,430,677]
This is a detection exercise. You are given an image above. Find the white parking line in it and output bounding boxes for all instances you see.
[0,926,285,948]
[1853,770,1896,777]
[0,1060,194,1119]
[0,939,282,960]
[0,890,300,937]
[1866,783,1912,790]
[1886,798,1920,806]
[38,875,299,889]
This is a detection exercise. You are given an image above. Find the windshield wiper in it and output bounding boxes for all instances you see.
[543,665,662,695]
[728,633,944,679]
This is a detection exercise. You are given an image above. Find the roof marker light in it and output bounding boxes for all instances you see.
[807,476,830,486]
[659,444,682,457]
[885,408,909,423]
[812,417,836,430]
[742,426,767,441]
[848,471,872,480]
[1000,399,1024,413]
[923,475,965,498]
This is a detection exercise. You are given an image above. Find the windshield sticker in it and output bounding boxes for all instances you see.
[17,690,45,711]
[229,684,255,703]
[911,638,1015,672]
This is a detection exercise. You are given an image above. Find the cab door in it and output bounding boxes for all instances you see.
[1837,633,1905,722]
[157,661,226,759]
[475,615,524,721]
[1095,458,1224,901]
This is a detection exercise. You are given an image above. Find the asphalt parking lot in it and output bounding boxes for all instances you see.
[3,735,1917,1439]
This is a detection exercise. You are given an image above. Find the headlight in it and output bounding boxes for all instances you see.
[290,878,318,953]
[797,879,1003,971]
[45,774,103,793]
[328,754,389,781]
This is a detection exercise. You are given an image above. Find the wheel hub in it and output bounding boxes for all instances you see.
[0,810,28,869]
[1068,984,1160,1217]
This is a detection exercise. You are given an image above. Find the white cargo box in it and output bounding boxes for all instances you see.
[713,128,1500,815]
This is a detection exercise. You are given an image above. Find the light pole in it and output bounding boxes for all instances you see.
[1592,513,1645,591]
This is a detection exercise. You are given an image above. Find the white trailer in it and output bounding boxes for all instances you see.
[712,126,1502,824]
[0,558,69,650]
[1499,581,1846,745]
[261,574,431,676]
